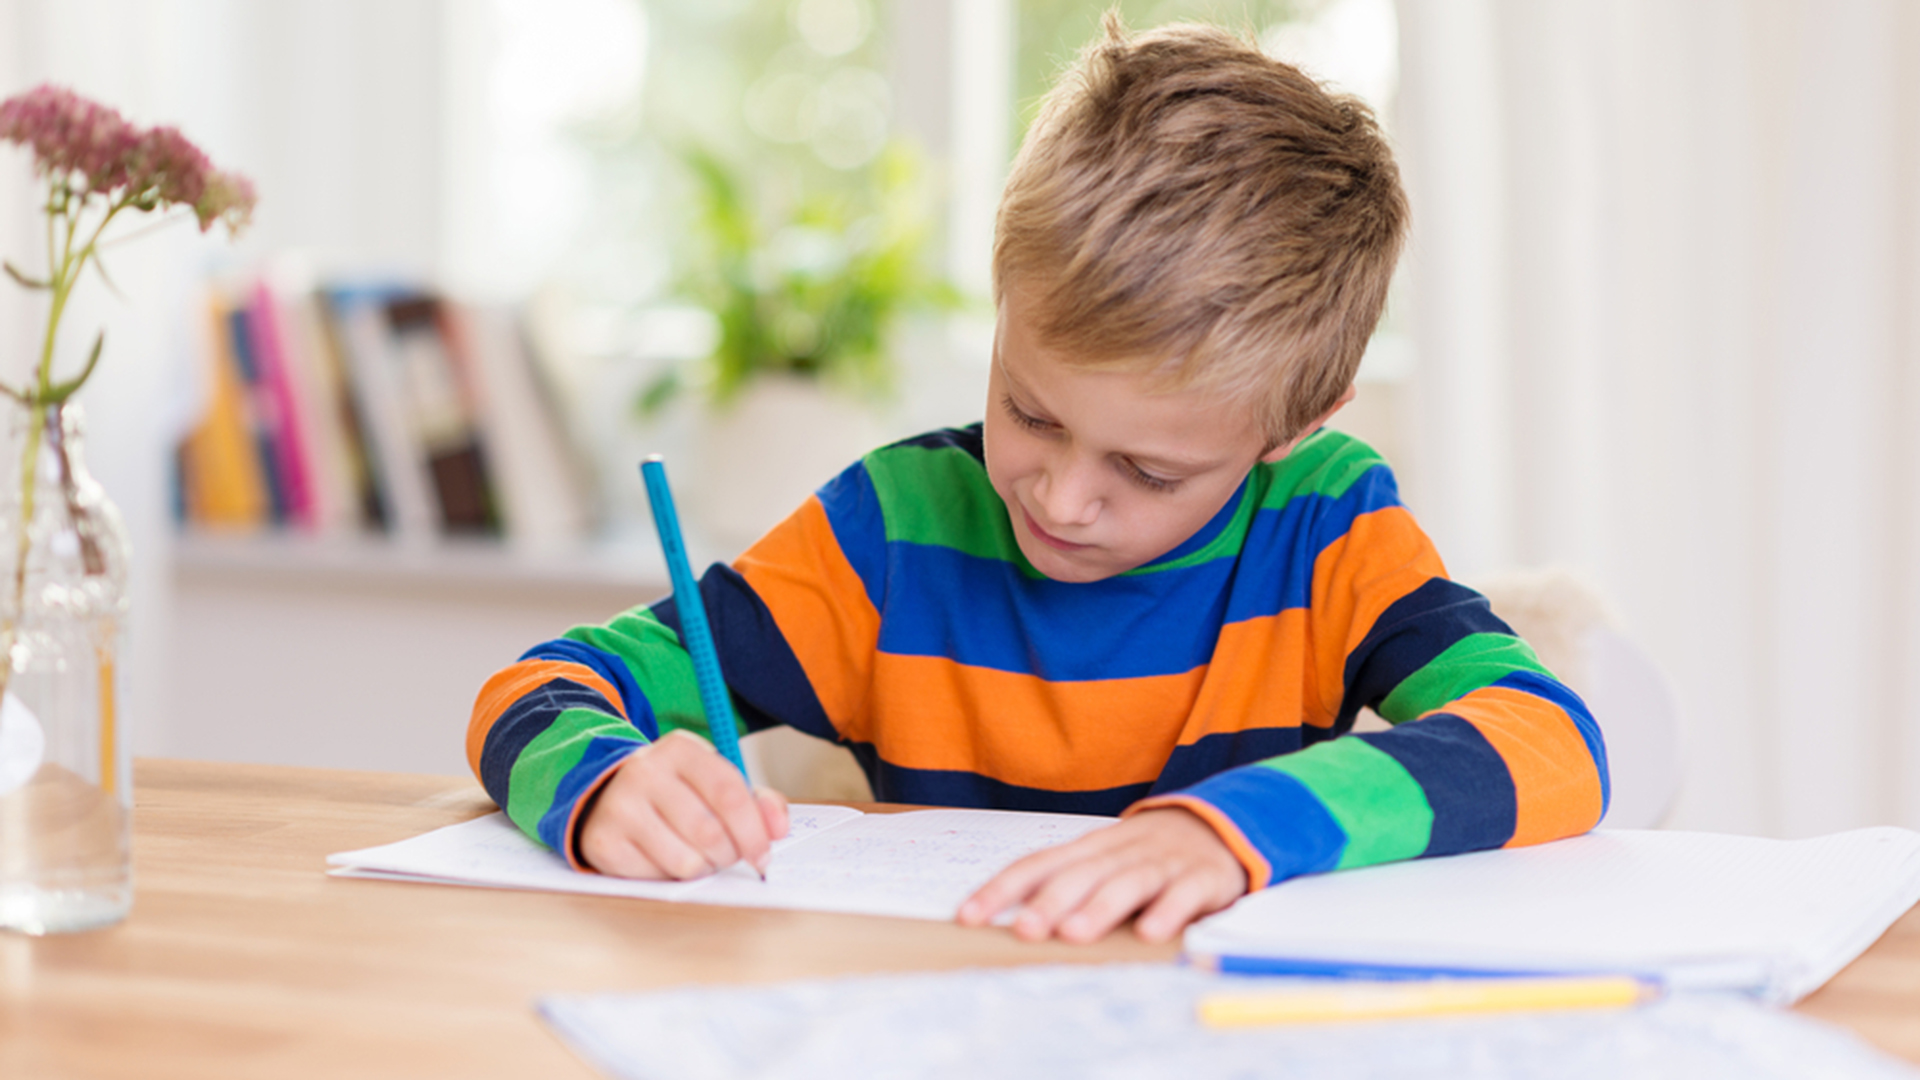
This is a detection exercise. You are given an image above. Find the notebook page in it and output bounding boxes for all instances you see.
[1185,827,1920,1002]
[684,808,1118,921]
[325,804,865,900]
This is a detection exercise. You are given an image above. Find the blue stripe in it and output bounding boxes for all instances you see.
[1220,465,1403,624]
[815,460,887,611]
[1136,476,1247,568]
[854,751,1154,815]
[1493,670,1611,815]
[876,543,1234,679]
[1356,714,1518,856]
[537,735,642,857]
[478,677,627,812]
[1176,765,1350,883]
[1337,578,1514,729]
[1150,727,1307,793]
[520,638,658,740]
[653,562,836,739]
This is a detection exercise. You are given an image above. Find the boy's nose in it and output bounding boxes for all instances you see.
[1033,458,1102,528]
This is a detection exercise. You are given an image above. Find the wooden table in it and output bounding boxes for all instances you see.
[3,760,1917,1078]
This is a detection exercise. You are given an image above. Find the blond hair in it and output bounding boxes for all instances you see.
[993,15,1408,445]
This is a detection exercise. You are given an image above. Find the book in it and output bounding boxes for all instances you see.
[327,287,441,544]
[175,294,270,529]
[442,303,593,550]
[327,804,1115,923]
[1182,826,1920,1004]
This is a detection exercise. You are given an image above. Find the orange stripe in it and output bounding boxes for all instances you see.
[1185,610,1319,740]
[1306,506,1447,717]
[466,659,624,780]
[736,496,881,739]
[1447,685,1605,846]
[868,654,1206,789]
[1128,794,1273,890]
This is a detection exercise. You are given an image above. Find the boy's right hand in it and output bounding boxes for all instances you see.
[577,729,789,880]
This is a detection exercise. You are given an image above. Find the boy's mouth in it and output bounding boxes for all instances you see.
[1022,508,1091,552]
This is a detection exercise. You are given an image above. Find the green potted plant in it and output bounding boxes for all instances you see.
[640,139,959,550]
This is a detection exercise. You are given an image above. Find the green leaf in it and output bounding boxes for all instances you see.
[3,260,49,290]
[635,369,682,417]
[44,330,105,404]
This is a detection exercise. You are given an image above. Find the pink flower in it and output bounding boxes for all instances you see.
[0,83,255,235]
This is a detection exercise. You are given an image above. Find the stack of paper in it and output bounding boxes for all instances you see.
[1184,826,1920,1003]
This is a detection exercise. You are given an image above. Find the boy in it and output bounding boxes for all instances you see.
[467,19,1608,945]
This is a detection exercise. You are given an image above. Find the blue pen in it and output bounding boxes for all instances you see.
[1187,953,1652,983]
[640,456,750,779]
[1187,953,1564,981]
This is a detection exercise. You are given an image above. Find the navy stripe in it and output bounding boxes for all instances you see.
[1151,727,1307,793]
[1493,670,1611,814]
[884,424,986,458]
[653,562,838,740]
[854,752,1153,815]
[478,678,622,812]
[1357,714,1518,856]
[1176,765,1350,881]
[1221,464,1403,624]
[1337,578,1515,729]
[520,637,654,737]
[815,460,887,611]
[876,543,1233,679]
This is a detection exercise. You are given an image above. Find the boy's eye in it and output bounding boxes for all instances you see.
[1001,394,1053,432]
[1123,460,1180,493]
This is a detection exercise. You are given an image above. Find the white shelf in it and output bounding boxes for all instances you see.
[171,531,671,605]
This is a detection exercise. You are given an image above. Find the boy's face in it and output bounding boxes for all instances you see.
[983,284,1330,583]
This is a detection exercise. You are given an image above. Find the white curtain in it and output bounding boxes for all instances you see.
[1394,0,1920,838]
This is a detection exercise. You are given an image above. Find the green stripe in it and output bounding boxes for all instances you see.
[504,706,639,837]
[1263,737,1432,869]
[1378,632,1554,723]
[864,443,1030,568]
[1254,430,1387,510]
[1125,480,1258,574]
[565,608,739,740]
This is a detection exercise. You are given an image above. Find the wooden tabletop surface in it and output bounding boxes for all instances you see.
[2,759,1917,1079]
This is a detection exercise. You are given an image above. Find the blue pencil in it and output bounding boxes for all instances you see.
[640,456,750,779]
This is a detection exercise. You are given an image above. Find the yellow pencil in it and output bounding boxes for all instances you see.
[1197,975,1659,1028]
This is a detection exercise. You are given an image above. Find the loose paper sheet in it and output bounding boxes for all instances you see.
[327,805,1115,922]
[538,963,1920,1080]
[1185,826,1920,1002]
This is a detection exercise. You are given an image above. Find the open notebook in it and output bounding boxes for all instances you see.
[327,804,1114,923]
[1184,826,1920,1004]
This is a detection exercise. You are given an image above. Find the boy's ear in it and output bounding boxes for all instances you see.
[1259,385,1358,463]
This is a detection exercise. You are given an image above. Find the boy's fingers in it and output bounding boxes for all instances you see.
[651,770,748,873]
[1133,871,1231,944]
[598,787,714,880]
[678,750,774,870]
[1044,862,1165,944]
[756,788,790,842]
[956,840,1082,926]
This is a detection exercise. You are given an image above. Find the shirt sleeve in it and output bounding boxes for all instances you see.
[464,462,882,868]
[1129,489,1610,891]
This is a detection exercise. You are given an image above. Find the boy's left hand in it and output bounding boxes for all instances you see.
[955,807,1248,944]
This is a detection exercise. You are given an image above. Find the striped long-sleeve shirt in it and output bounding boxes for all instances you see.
[467,425,1609,888]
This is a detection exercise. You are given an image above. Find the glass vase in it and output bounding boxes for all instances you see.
[0,399,132,934]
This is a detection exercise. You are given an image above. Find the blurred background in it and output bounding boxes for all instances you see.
[1,0,1915,841]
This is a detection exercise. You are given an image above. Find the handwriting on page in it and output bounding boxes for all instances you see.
[701,809,1117,921]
